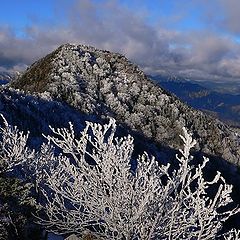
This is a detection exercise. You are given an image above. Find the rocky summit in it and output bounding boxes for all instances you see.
[11,43,240,166]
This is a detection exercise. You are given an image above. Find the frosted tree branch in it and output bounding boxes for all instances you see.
[33,119,240,239]
[0,114,35,173]
[0,115,238,239]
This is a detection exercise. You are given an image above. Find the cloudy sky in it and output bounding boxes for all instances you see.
[1,0,240,83]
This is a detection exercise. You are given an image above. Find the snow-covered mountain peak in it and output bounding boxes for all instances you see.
[10,43,240,166]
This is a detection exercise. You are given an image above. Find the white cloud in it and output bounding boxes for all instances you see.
[1,0,240,83]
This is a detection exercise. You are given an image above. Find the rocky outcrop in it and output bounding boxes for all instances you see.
[10,44,240,165]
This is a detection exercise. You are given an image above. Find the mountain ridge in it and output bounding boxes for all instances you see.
[10,43,240,166]
[151,75,240,127]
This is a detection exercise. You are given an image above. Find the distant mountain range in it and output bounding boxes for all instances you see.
[196,80,240,95]
[9,43,240,167]
[0,72,14,85]
[151,75,240,127]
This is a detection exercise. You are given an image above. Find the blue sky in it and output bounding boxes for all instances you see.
[0,1,207,33]
[0,1,54,30]
[1,0,240,82]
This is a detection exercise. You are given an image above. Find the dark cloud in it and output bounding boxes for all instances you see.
[0,26,59,71]
[1,0,240,83]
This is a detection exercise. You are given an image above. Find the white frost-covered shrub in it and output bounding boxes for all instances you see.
[0,115,34,173]
[32,119,239,239]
